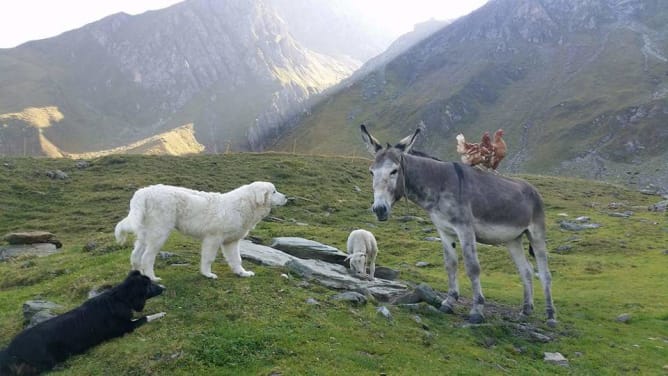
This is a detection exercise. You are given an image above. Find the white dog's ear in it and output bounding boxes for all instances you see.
[254,185,271,206]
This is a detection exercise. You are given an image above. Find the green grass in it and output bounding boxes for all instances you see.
[1,154,667,375]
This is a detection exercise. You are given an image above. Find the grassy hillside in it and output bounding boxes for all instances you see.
[0,154,666,375]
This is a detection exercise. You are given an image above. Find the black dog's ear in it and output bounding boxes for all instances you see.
[128,270,142,278]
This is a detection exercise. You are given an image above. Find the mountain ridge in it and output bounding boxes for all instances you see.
[269,0,668,193]
[0,0,402,155]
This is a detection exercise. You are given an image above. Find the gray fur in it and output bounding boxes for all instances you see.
[361,125,556,326]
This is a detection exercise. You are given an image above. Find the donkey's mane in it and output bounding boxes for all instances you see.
[408,149,441,161]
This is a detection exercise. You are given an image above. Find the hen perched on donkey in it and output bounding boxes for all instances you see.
[360,124,556,326]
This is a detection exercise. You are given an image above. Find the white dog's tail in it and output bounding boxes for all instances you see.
[115,192,145,245]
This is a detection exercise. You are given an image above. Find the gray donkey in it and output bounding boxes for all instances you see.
[361,124,556,326]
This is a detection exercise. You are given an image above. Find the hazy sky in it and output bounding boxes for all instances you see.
[0,0,488,49]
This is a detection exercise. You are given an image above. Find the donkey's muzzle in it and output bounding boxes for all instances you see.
[372,204,389,221]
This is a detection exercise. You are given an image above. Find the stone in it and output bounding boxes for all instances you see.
[4,231,62,247]
[46,170,68,180]
[270,237,348,263]
[609,211,633,218]
[75,160,90,169]
[239,240,408,301]
[306,298,319,305]
[397,303,443,316]
[331,291,367,306]
[82,241,98,252]
[616,313,631,323]
[391,283,444,309]
[424,237,441,242]
[23,300,62,328]
[414,283,444,307]
[0,243,59,261]
[159,251,176,259]
[554,245,572,253]
[376,306,392,320]
[374,267,399,281]
[559,221,601,231]
[648,200,668,212]
[264,237,399,280]
[544,352,569,367]
[415,261,430,267]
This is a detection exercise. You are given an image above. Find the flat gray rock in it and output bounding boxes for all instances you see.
[0,243,59,261]
[23,300,62,328]
[270,237,348,263]
[239,240,408,301]
[4,231,62,247]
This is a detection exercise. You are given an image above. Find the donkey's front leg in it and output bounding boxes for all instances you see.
[459,230,486,324]
[437,230,460,314]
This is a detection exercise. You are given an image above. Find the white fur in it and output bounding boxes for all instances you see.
[345,229,378,280]
[115,182,287,281]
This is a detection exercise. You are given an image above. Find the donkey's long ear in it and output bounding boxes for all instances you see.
[395,127,421,153]
[360,124,383,155]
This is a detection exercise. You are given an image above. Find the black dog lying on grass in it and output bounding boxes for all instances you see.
[0,271,166,375]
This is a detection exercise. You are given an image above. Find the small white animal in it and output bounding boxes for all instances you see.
[115,182,287,281]
[345,229,378,280]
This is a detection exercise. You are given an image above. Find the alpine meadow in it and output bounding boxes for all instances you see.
[1,0,668,374]
[0,154,666,375]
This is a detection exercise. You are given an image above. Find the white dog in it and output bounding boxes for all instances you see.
[345,229,378,280]
[115,182,287,281]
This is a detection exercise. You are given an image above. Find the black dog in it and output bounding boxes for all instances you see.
[0,271,165,375]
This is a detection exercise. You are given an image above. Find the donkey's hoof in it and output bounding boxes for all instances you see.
[439,303,455,314]
[521,303,534,317]
[468,313,485,324]
[546,318,558,328]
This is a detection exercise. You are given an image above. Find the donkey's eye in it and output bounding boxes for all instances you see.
[369,170,374,176]
[390,169,398,176]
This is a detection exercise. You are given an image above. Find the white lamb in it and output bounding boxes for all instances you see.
[345,229,378,280]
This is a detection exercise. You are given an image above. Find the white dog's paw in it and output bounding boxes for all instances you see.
[236,270,255,277]
[202,272,218,279]
[147,312,167,322]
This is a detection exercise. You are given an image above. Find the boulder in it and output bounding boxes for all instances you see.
[559,221,601,231]
[0,243,59,261]
[23,300,62,328]
[544,352,569,367]
[46,170,68,180]
[270,237,348,263]
[331,291,368,306]
[239,240,408,301]
[267,237,400,280]
[4,231,62,248]
[391,283,444,308]
[648,200,668,212]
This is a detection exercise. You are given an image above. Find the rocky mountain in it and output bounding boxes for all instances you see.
[270,0,668,193]
[0,0,398,156]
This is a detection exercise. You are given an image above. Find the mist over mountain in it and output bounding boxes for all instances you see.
[0,0,404,155]
[271,0,668,193]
